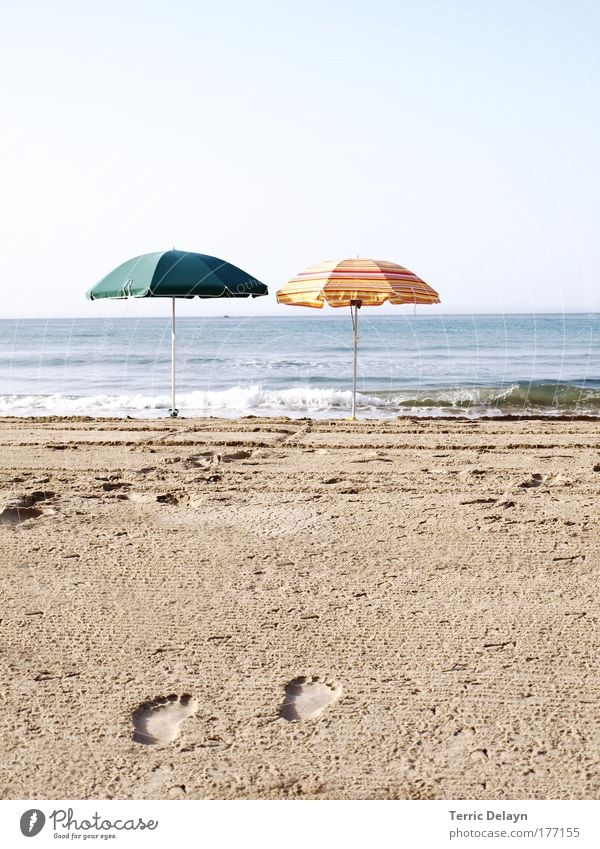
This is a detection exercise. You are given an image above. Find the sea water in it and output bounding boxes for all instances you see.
[0,314,598,418]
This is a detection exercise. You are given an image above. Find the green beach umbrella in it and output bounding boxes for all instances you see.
[87,249,268,417]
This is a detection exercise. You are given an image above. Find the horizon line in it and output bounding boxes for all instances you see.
[1,311,598,321]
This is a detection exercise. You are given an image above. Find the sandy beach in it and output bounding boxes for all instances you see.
[0,415,598,800]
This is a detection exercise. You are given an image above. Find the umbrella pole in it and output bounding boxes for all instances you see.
[351,300,360,420]
[169,297,178,417]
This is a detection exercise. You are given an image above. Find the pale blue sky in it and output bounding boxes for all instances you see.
[1,0,598,317]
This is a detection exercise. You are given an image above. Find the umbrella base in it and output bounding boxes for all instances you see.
[168,409,179,417]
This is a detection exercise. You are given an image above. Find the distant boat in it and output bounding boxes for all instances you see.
[223,314,230,318]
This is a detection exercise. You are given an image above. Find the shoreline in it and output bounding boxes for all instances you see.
[1,413,599,423]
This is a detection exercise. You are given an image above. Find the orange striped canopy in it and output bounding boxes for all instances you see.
[276,258,440,308]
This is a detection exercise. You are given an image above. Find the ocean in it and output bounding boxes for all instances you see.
[0,314,598,418]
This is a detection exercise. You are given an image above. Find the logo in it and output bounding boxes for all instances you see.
[20,810,46,837]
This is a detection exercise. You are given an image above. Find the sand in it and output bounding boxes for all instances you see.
[0,415,598,800]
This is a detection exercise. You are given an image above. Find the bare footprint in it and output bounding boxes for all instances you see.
[132,694,198,745]
[0,491,55,526]
[15,491,55,507]
[280,676,342,721]
[185,452,219,469]
[0,506,43,526]
[519,473,571,490]
[101,481,131,492]
[155,492,182,505]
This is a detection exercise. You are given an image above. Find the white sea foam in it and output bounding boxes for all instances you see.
[1,381,597,418]
[0,386,379,418]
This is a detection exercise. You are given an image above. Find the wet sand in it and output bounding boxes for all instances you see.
[0,416,598,799]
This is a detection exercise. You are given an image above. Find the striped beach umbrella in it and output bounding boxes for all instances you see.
[87,250,267,417]
[276,258,440,419]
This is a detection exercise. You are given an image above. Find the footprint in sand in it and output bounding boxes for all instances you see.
[101,481,131,492]
[221,450,252,463]
[132,694,198,745]
[447,727,488,762]
[519,472,571,490]
[185,452,219,469]
[351,452,391,464]
[155,492,182,505]
[0,506,43,526]
[0,491,55,526]
[126,491,184,505]
[518,474,544,489]
[280,676,342,721]
[185,450,251,468]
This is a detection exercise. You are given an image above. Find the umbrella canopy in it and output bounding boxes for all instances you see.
[86,249,267,301]
[276,257,440,419]
[87,250,268,417]
[276,258,439,308]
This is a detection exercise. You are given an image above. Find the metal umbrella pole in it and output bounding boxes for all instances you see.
[169,297,178,417]
[351,299,361,420]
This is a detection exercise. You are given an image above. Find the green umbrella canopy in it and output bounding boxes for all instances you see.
[86,250,268,300]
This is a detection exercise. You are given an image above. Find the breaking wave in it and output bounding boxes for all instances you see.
[0,381,599,418]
